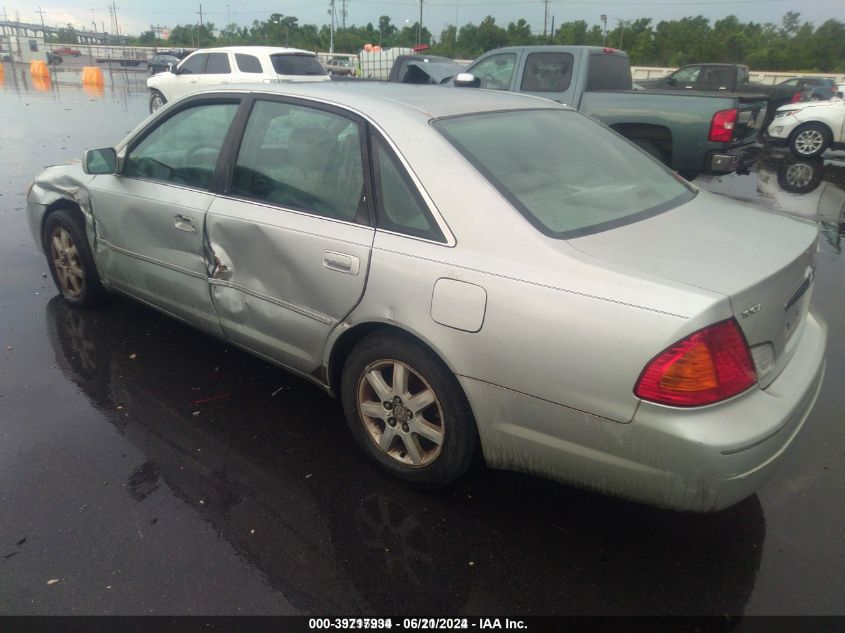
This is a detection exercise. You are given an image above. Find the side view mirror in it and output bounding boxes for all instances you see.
[83,148,117,175]
[167,62,178,74]
[667,77,677,86]
[454,72,480,88]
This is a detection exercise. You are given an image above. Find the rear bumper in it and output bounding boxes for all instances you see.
[704,143,759,173]
[461,310,827,512]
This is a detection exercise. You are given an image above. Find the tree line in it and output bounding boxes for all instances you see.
[125,11,845,72]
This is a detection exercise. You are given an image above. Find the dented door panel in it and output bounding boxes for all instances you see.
[206,197,374,372]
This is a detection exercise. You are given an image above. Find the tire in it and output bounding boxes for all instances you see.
[777,158,824,194]
[341,332,478,488]
[788,123,831,158]
[43,208,107,308]
[149,90,166,114]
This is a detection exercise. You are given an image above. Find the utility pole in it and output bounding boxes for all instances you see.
[418,0,423,45]
[328,0,334,53]
[341,0,346,31]
[197,4,203,45]
[542,0,548,38]
[37,5,51,55]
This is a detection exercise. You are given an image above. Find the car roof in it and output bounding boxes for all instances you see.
[194,46,316,57]
[198,82,566,120]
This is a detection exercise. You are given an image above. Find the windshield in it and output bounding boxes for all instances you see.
[432,109,694,238]
[270,53,327,76]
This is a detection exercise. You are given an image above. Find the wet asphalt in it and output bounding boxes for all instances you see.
[1,65,844,616]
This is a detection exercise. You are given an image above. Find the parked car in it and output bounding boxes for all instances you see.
[324,56,355,76]
[769,76,839,112]
[54,46,81,57]
[768,99,845,157]
[636,63,772,95]
[147,53,181,75]
[146,46,330,113]
[46,52,62,65]
[27,83,826,512]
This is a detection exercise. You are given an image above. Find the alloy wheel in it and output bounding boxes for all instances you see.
[357,359,445,467]
[784,162,814,188]
[794,129,825,155]
[50,227,85,299]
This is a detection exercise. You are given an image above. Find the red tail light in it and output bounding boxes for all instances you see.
[634,319,757,407]
[790,91,803,103]
[709,108,737,142]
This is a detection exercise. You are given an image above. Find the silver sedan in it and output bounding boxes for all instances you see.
[26,83,826,512]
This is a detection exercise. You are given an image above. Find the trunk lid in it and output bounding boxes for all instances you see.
[568,190,819,386]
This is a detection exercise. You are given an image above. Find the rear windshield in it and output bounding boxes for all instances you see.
[270,53,327,76]
[433,109,694,239]
[587,53,632,91]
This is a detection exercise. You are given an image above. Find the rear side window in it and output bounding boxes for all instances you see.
[520,52,573,92]
[231,100,364,221]
[178,53,206,75]
[205,53,231,74]
[587,53,632,90]
[371,137,443,242]
[236,53,263,73]
[270,54,326,76]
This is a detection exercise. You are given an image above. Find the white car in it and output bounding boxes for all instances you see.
[767,99,845,158]
[146,46,330,113]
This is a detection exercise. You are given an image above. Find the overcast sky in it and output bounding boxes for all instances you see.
[4,0,838,39]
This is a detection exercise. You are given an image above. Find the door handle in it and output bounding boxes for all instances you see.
[323,251,360,275]
[174,214,197,233]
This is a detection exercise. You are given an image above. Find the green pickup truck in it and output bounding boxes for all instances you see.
[456,46,768,178]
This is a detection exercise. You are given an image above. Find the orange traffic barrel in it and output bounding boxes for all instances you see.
[33,74,52,91]
[83,82,105,97]
[0,63,4,86]
[30,59,49,78]
[81,66,104,85]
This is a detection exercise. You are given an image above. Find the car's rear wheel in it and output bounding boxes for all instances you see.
[341,332,478,488]
[149,90,166,114]
[43,209,106,307]
[788,123,831,158]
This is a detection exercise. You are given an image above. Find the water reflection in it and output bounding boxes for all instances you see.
[755,150,845,253]
[46,295,766,615]
[698,148,845,254]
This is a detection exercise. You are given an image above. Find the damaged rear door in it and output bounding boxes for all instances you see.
[205,97,374,375]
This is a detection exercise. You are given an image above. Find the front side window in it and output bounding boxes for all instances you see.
[671,65,700,84]
[178,53,206,74]
[372,137,442,241]
[520,52,574,92]
[231,100,364,221]
[433,109,694,239]
[123,102,239,190]
[205,52,231,74]
[469,53,517,90]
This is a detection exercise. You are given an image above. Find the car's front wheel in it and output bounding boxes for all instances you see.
[341,332,478,488]
[788,123,831,158]
[43,209,107,307]
[149,90,166,114]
